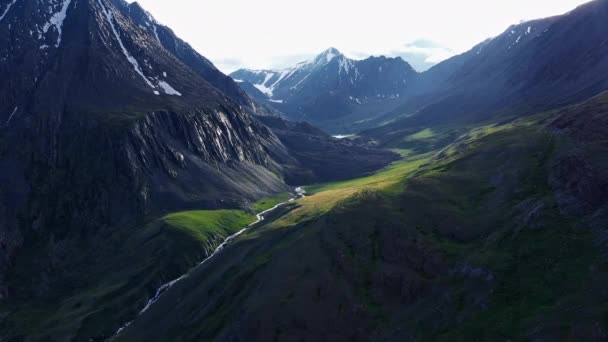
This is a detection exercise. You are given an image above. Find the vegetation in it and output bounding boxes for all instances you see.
[253,192,292,212]
[1,208,257,340]
[245,118,603,340]
[6,111,605,341]
[405,128,435,140]
[272,152,432,227]
[98,110,608,342]
[163,210,257,243]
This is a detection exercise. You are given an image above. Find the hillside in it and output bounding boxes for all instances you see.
[114,93,608,341]
[0,0,396,339]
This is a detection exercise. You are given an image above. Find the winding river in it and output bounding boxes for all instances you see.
[108,187,306,340]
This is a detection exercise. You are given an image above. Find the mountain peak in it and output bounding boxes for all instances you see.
[321,47,342,56]
[312,47,343,65]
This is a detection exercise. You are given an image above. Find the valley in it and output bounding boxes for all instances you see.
[1,0,608,341]
[113,103,608,340]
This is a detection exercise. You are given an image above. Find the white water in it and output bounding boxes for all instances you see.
[109,187,306,340]
[332,134,355,139]
[4,106,18,127]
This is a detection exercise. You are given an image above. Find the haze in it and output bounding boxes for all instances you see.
[127,0,591,72]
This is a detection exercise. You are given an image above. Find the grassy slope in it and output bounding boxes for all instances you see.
[271,153,432,227]
[284,121,603,340]
[7,105,607,340]
[400,124,599,340]
[116,116,607,341]
[253,192,292,212]
[1,209,257,340]
[163,210,257,244]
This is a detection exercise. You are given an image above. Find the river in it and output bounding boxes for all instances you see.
[108,187,306,340]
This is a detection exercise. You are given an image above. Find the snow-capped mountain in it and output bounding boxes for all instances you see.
[0,0,293,299]
[231,48,418,132]
[0,4,397,340]
[232,48,352,100]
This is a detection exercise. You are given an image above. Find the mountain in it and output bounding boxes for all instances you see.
[231,48,418,133]
[0,0,282,299]
[233,1,608,135]
[4,0,608,340]
[113,92,608,342]
[365,0,608,136]
[0,0,397,338]
[109,2,608,340]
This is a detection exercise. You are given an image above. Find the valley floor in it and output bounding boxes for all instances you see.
[3,103,608,341]
[114,108,608,341]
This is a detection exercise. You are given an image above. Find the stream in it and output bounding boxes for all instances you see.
[108,187,306,340]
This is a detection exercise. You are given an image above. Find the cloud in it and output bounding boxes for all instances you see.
[212,57,245,73]
[131,0,590,74]
[346,40,455,72]
[268,53,318,70]
[392,40,455,71]
[211,53,318,73]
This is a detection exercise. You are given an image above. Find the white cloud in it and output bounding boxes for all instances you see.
[127,0,592,73]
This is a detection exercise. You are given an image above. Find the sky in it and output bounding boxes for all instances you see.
[127,0,592,73]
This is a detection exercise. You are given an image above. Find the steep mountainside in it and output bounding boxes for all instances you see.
[0,0,289,300]
[231,48,418,133]
[115,93,608,342]
[3,0,608,340]
[258,116,399,184]
[367,0,608,135]
[232,1,608,135]
[0,0,396,339]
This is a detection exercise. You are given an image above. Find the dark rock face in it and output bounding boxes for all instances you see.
[0,0,291,301]
[121,2,255,110]
[114,102,608,341]
[0,0,398,312]
[258,116,400,185]
[548,93,608,217]
[231,48,418,132]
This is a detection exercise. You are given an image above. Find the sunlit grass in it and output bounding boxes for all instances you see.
[406,128,435,141]
[271,121,526,229]
[253,192,292,212]
[163,210,257,242]
[272,153,433,227]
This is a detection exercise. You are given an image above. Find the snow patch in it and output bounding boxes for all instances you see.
[291,73,310,90]
[253,72,275,97]
[332,134,354,139]
[338,57,354,79]
[97,0,157,90]
[151,24,161,43]
[158,80,182,96]
[324,50,337,62]
[4,106,18,127]
[269,99,283,103]
[349,96,362,104]
[0,0,18,23]
[42,0,72,47]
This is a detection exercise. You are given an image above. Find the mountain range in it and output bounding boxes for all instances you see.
[231,48,418,133]
[2,0,608,341]
[0,0,395,338]
[233,1,608,134]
